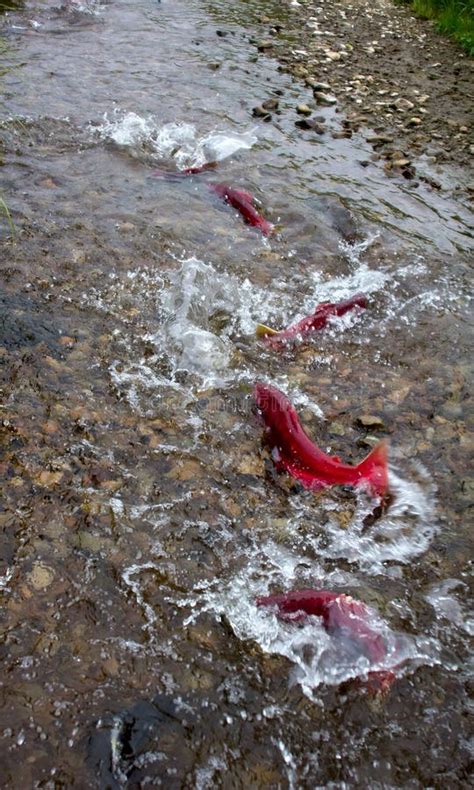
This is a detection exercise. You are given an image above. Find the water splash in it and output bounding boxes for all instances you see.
[181,538,439,698]
[289,464,438,573]
[93,112,258,168]
[426,579,473,635]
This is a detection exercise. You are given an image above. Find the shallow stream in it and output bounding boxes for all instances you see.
[0,1,472,787]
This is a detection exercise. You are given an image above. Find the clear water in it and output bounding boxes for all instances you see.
[0,0,472,787]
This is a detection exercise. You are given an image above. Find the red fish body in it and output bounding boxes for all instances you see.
[261,293,368,348]
[254,383,388,498]
[257,589,386,662]
[257,589,396,690]
[210,183,273,236]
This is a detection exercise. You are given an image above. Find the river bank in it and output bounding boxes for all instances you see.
[245,0,473,192]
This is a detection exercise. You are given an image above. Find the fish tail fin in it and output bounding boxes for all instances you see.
[261,221,274,236]
[356,440,389,498]
[255,323,279,338]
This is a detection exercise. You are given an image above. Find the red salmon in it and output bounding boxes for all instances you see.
[257,588,396,691]
[210,183,273,236]
[254,382,389,498]
[257,293,368,347]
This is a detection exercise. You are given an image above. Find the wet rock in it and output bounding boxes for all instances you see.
[256,40,274,52]
[295,118,325,133]
[357,435,381,448]
[366,134,394,145]
[334,509,353,530]
[28,563,55,591]
[36,470,64,487]
[252,106,272,121]
[332,130,352,139]
[310,81,331,93]
[262,98,279,110]
[296,104,312,116]
[406,117,422,127]
[314,92,337,106]
[88,695,196,788]
[237,455,265,477]
[207,62,220,71]
[356,415,386,430]
[168,459,204,481]
[329,421,346,436]
[392,97,415,112]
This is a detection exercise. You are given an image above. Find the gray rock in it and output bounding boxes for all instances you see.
[366,134,394,145]
[252,106,272,120]
[262,98,280,110]
[295,118,326,133]
[296,104,312,116]
[356,414,386,429]
[311,82,331,93]
[315,93,337,106]
[392,97,415,112]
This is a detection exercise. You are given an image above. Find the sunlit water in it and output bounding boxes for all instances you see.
[0,0,472,787]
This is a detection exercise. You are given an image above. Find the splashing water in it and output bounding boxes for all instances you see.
[93,112,258,168]
[181,537,440,699]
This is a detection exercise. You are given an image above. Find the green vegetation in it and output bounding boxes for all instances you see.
[0,196,16,240]
[403,0,474,54]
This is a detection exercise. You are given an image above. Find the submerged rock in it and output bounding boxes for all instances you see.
[315,92,337,106]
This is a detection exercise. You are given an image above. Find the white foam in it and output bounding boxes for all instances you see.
[181,540,439,698]
[93,112,257,168]
[426,579,473,635]
[295,464,438,573]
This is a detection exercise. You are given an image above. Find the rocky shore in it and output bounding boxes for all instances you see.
[249,0,473,193]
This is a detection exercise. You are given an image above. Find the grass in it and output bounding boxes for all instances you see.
[0,196,16,240]
[403,0,474,54]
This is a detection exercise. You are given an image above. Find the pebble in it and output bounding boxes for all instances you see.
[262,98,279,110]
[252,106,272,120]
[28,563,55,591]
[296,104,312,116]
[366,134,394,145]
[295,118,325,133]
[392,97,415,112]
[357,435,381,448]
[314,92,337,106]
[406,117,422,127]
[356,414,386,429]
[257,39,274,51]
[310,81,331,93]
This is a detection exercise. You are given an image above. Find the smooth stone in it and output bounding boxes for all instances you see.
[252,106,272,120]
[366,134,394,144]
[315,92,337,106]
[392,97,415,112]
[296,104,312,116]
[28,563,55,590]
[356,414,386,429]
[262,98,279,110]
[311,81,331,93]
